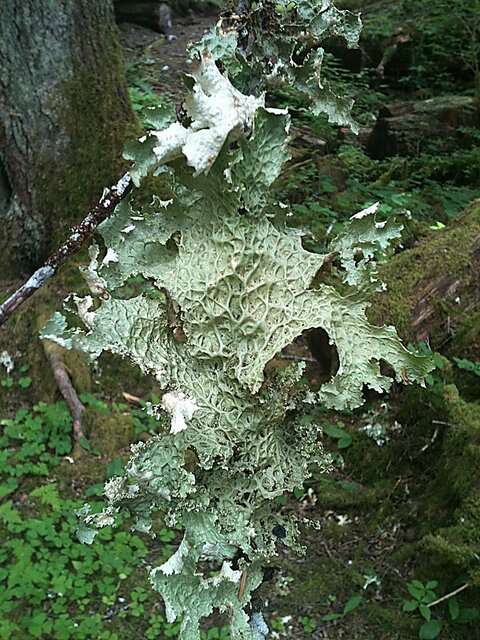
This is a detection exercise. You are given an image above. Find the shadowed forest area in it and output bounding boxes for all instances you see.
[0,0,479,639]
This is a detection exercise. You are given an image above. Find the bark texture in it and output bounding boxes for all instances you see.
[0,0,137,276]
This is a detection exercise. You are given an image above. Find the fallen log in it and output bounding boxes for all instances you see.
[369,200,480,359]
[366,95,479,159]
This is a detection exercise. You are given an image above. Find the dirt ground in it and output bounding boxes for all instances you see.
[118,13,217,101]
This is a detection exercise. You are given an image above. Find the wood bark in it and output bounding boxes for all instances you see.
[0,0,136,276]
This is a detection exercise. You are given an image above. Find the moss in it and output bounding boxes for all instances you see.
[368,201,480,349]
[311,476,377,509]
[450,311,480,362]
[36,38,139,251]
[89,410,134,458]
[0,291,60,415]
[280,553,349,613]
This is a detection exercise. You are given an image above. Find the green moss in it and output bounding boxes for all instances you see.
[405,386,480,584]
[89,410,134,458]
[281,553,349,613]
[368,202,480,348]
[311,476,376,509]
[36,41,139,250]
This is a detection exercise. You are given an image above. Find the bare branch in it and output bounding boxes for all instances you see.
[427,583,469,609]
[0,173,133,328]
[43,339,86,456]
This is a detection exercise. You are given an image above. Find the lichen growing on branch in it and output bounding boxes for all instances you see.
[43,2,433,638]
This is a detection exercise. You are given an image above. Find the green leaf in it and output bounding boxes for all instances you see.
[408,583,424,601]
[343,595,362,615]
[456,607,480,623]
[0,479,18,499]
[448,597,460,621]
[30,484,62,511]
[337,436,353,449]
[403,600,419,613]
[322,423,351,440]
[419,605,431,621]
[419,619,442,639]
[18,376,32,389]
[78,436,101,456]
[411,580,425,589]
[0,501,22,527]
[105,458,125,480]
[321,613,342,622]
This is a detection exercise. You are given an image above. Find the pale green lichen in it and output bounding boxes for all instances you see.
[42,3,433,638]
[197,0,362,131]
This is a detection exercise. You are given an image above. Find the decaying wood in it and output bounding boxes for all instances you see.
[0,173,133,328]
[370,200,480,355]
[366,95,478,159]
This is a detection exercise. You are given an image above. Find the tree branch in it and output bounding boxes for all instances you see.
[42,339,86,456]
[0,172,133,328]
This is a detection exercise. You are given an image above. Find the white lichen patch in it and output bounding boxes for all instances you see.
[102,248,119,266]
[156,537,190,576]
[161,391,198,434]
[0,351,14,374]
[152,52,265,175]
[80,244,108,295]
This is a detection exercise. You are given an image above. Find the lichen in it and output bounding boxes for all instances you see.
[42,4,434,638]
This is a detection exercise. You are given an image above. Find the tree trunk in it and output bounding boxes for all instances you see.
[0,0,137,276]
[369,201,480,359]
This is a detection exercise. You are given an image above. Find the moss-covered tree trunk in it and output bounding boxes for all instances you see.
[0,0,137,276]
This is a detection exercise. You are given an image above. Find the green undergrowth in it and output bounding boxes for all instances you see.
[0,385,233,640]
[2,336,480,639]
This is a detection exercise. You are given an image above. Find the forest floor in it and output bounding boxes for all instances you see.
[1,3,480,640]
[118,14,215,100]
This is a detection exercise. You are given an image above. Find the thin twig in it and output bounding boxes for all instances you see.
[279,353,317,363]
[419,426,440,453]
[427,583,469,608]
[0,172,133,328]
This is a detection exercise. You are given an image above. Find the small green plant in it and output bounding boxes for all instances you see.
[402,580,441,638]
[0,392,189,639]
[298,615,317,634]
[321,594,363,622]
[322,422,353,449]
[453,357,480,377]
[402,579,480,638]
